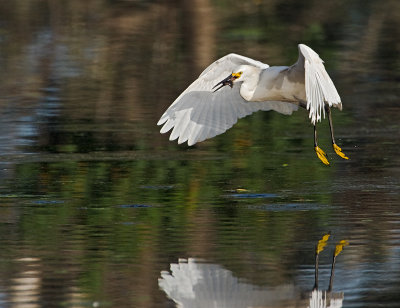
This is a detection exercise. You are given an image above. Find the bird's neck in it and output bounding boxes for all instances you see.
[239,66,262,101]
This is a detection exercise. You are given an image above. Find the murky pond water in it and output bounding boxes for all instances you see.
[0,1,399,307]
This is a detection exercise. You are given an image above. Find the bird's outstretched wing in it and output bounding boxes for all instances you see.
[157,53,298,146]
[295,44,342,125]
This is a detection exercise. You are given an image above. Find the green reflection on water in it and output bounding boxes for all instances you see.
[0,0,399,307]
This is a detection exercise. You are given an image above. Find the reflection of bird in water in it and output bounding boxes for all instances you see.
[158,236,349,308]
[158,44,348,165]
[159,258,297,308]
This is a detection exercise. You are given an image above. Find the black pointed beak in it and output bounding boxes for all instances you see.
[212,74,235,92]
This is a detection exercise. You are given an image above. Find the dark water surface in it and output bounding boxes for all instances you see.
[0,1,399,307]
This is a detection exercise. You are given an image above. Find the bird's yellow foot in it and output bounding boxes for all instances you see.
[315,146,330,165]
[333,144,349,160]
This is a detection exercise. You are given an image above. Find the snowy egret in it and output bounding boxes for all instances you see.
[157,44,348,165]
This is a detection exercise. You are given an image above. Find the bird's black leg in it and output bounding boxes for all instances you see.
[314,124,317,148]
[326,105,336,145]
[314,124,329,165]
[329,239,349,292]
[326,105,349,160]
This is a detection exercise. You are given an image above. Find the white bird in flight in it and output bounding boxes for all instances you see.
[157,44,348,165]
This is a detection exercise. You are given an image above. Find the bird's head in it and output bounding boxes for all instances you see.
[212,71,243,92]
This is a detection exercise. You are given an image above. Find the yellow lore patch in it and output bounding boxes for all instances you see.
[232,72,242,79]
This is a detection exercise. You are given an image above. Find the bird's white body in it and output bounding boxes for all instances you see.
[243,65,306,103]
[158,44,342,147]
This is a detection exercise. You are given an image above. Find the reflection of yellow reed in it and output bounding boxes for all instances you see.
[328,240,349,292]
[313,234,349,292]
[316,233,331,254]
[313,233,331,290]
[334,240,349,257]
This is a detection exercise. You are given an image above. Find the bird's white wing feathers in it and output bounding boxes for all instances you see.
[298,44,342,124]
[158,53,298,146]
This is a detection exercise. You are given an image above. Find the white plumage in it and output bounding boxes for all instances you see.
[158,258,344,308]
[300,44,342,124]
[158,44,348,165]
[158,54,298,146]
